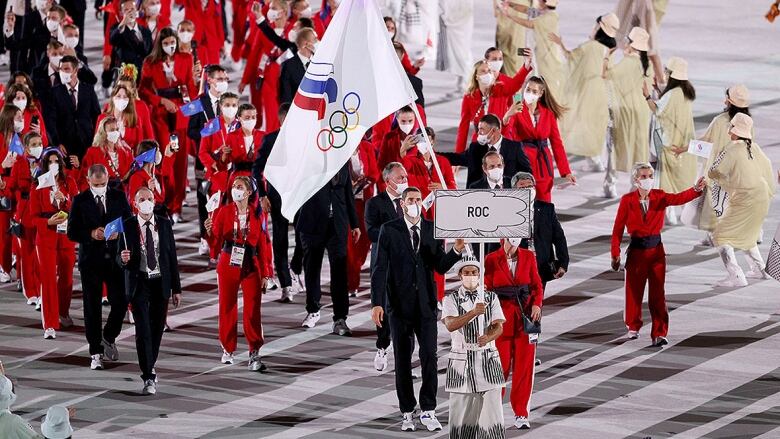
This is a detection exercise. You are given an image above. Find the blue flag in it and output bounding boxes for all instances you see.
[104,217,124,241]
[134,148,157,165]
[200,117,221,137]
[180,99,204,117]
[9,133,23,155]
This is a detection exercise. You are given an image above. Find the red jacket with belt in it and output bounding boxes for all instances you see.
[29,174,78,248]
[209,202,269,276]
[484,247,544,308]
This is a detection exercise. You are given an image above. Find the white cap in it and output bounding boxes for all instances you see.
[41,406,74,439]
[451,254,480,274]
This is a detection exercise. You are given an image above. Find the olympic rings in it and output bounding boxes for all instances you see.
[316,129,334,151]
[343,92,360,114]
[318,90,362,152]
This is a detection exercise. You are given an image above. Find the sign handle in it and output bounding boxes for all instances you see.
[478,241,485,335]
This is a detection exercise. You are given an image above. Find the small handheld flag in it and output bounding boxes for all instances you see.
[180,99,204,117]
[104,217,125,241]
[205,190,221,213]
[200,118,221,137]
[36,170,56,189]
[134,148,157,166]
[9,133,23,155]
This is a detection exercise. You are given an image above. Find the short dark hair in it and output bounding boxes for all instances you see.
[479,113,501,130]
[219,92,239,104]
[482,150,503,167]
[424,126,435,140]
[136,139,159,156]
[205,64,226,78]
[278,102,291,119]
[398,105,414,115]
[297,17,314,28]
[59,55,80,70]
[402,186,421,200]
[484,46,500,59]
[238,103,256,118]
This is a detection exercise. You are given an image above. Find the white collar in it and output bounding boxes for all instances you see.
[48,64,57,76]
[404,216,420,231]
[68,81,79,92]
[139,214,156,226]
[489,137,503,151]
[298,52,310,65]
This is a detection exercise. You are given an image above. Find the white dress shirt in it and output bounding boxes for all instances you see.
[139,214,161,277]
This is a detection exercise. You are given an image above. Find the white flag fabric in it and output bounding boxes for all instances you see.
[265,0,418,221]
[37,170,56,189]
[766,224,780,282]
[206,191,222,213]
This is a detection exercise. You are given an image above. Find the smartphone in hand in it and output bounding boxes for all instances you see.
[516,47,532,57]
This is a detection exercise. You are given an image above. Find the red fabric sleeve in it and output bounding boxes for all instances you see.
[611,196,629,258]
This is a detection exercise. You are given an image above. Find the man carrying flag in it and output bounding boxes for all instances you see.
[67,164,132,371]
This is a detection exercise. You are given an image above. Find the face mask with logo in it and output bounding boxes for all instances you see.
[394,181,408,194]
[636,178,654,191]
[49,163,60,175]
[287,29,298,42]
[13,99,27,110]
[487,167,503,182]
[231,188,246,202]
[64,36,79,49]
[214,81,229,94]
[221,106,238,119]
[13,120,24,133]
[487,60,503,72]
[138,200,155,215]
[299,7,312,18]
[46,19,59,32]
[241,118,257,131]
[106,130,121,144]
[50,55,62,67]
[91,186,107,197]
[405,203,421,218]
[148,4,162,15]
[178,31,194,44]
[461,275,479,291]
[267,8,281,21]
[523,90,540,105]
[163,44,177,55]
[398,123,414,134]
[477,133,489,145]
[29,146,43,158]
[113,97,129,111]
[59,71,72,84]
[478,72,495,87]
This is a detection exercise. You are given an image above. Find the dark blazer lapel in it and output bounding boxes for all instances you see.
[396,219,416,258]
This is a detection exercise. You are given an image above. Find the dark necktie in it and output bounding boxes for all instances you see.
[96,196,105,218]
[50,73,56,86]
[489,146,497,152]
[145,221,157,271]
[411,225,419,253]
[69,88,77,108]
[394,198,403,218]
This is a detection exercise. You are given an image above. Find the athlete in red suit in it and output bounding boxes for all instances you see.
[485,239,543,426]
[80,117,134,190]
[313,0,338,37]
[198,93,241,197]
[182,0,225,65]
[611,164,704,346]
[345,139,379,294]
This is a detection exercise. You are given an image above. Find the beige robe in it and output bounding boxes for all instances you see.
[608,53,651,171]
[654,0,670,25]
[709,140,775,249]
[614,0,660,55]
[532,10,565,102]
[561,40,611,158]
[495,0,530,75]
[657,88,696,192]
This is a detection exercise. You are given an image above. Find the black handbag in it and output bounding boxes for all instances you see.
[8,218,22,237]
[516,296,541,334]
[198,180,212,197]
[0,196,12,211]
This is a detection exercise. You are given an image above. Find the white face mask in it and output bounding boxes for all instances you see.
[113,97,129,111]
[487,167,503,182]
[147,4,162,15]
[508,237,522,248]
[523,90,540,105]
[91,186,107,197]
[221,106,238,119]
[287,29,298,42]
[478,72,495,87]
[49,55,62,66]
[416,141,429,154]
[163,44,177,55]
[476,133,489,145]
[138,199,155,215]
[13,120,24,133]
[49,163,60,175]
[13,99,27,110]
[398,122,414,134]
[461,275,479,291]
[312,41,320,53]
[299,7,312,18]
[405,203,420,218]
[64,36,79,49]
[59,71,72,84]
[36,0,48,10]
[487,60,503,72]
[106,130,121,144]
[387,29,395,39]
[636,178,654,191]
[241,118,257,131]
[267,9,281,21]
[178,31,194,43]
[394,181,408,194]
[214,81,229,94]
[46,19,59,32]
[29,146,43,158]
[231,187,246,202]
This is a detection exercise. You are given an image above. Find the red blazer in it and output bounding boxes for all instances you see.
[96,110,154,152]
[455,65,531,153]
[139,52,197,120]
[399,47,420,75]
[351,139,380,200]
[80,145,134,189]
[22,108,49,147]
[371,103,426,157]
[138,15,172,41]
[199,117,238,176]
[227,128,265,167]
[209,202,269,277]
[484,247,543,308]
[183,0,225,65]
[2,154,39,224]
[313,9,333,38]
[402,153,455,221]
[611,188,701,258]
[127,167,165,207]
[29,174,78,248]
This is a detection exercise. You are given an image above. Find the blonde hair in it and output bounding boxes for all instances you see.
[93,116,118,147]
[466,60,490,94]
[631,162,653,179]
[107,85,138,127]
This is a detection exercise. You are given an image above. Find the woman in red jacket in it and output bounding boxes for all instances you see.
[29,149,78,339]
[115,70,155,142]
[384,16,425,75]
[127,140,167,211]
[97,85,154,154]
[5,84,49,147]
[182,0,225,65]
[204,176,269,371]
[1,131,44,307]
[199,92,241,198]
[227,104,265,183]
[345,138,379,296]
[138,0,171,41]
[485,238,544,430]
[80,117,134,191]
[0,106,20,283]
[502,76,575,202]
[455,56,532,154]
[139,27,196,218]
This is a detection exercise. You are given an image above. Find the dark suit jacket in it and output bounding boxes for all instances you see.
[4,10,49,73]
[32,56,98,103]
[408,73,424,108]
[441,138,532,189]
[371,218,461,322]
[187,93,217,149]
[364,191,400,244]
[296,164,358,251]
[109,24,153,74]
[468,176,513,189]
[118,214,182,300]
[43,81,101,158]
[67,188,132,270]
[523,200,569,283]
[252,130,277,199]
[279,55,306,105]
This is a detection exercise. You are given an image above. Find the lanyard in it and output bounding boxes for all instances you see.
[232,205,249,243]
[104,147,120,176]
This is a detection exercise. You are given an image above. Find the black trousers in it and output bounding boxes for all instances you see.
[195,157,208,239]
[370,245,391,349]
[301,219,349,321]
[390,312,438,413]
[80,259,126,355]
[270,202,292,288]
[130,277,167,382]
[290,224,303,275]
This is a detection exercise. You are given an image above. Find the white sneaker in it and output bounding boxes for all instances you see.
[0,53,9,66]
[102,297,110,306]
[35,297,41,311]
[653,336,669,347]
[172,213,181,224]
[248,350,267,372]
[221,351,234,365]
[266,277,278,290]
[142,379,157,395]
[349,289,358,298]
[90,354,104,370]
[626,330,639,340]
[745,269,768,279]
[419,411,442,431]
[374,348,388,372]
[715,275,748,288]
[26,296,37,306]
[401,412,416,431]
[302,312,320,328]
[102,338,119,361]
[198,239,210,256]
[280,286,295,303]
[514,416,530,429]
[0,269,10,283]
[43,328,56,339]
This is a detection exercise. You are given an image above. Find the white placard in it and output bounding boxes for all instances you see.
[434,189,533,241]
[688,140,713,158]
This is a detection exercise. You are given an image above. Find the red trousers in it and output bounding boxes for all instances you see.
[346,199,370,291]
[624,245,668,339]
[36,237,76,330]
[0,211,12,273]
[230,0,248,62]
[18,227,39,299]
[163,136,190,215]
[495,298,536,418]
[217,256,264,353]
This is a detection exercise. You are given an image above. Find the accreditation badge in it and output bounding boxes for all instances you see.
[229,246,246,267]
[528,333,539,345]
[56,220,68,234]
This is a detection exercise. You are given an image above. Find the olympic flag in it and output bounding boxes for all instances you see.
[264,0,418,220]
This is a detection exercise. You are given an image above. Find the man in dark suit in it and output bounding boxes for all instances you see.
[468,151,513,189]
[278,27,317,105]
[364,162,408,372]
[440,113,531,188]
[187,64,229,255]
[512,171,569,288]
[118,187,182,395]
[32,41,97,104]
[42,55,100,161]
[67,164,132,370]
[370,187,465,432]
[3,4,51,73]
[59,0,87,49]
[108,0,153,75]
[296,164,360,336]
